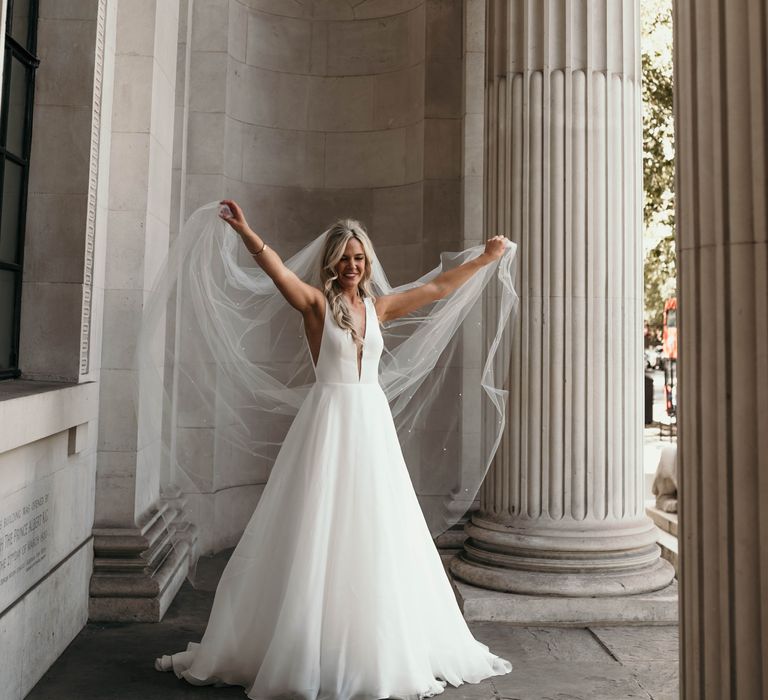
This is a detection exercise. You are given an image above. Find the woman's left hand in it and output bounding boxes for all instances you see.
[482,235,508,262]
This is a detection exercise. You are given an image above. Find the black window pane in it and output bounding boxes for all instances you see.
[1,0,37,375]
[4,55,29,157]
[9,0,31,52]
[0,159,23,263]
[0,269,17,370]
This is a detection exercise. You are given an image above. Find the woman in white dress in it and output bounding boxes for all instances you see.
[153,199,514,700]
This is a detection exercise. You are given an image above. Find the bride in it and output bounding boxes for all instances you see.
[153,199,515,699]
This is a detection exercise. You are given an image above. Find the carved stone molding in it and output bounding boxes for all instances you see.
[79,0,107,376]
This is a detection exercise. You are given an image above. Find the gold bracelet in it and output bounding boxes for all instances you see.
[255,240,267,256]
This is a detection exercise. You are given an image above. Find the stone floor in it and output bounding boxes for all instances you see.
[27,553,679,700]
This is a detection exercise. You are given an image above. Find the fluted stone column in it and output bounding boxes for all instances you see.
[450,0,674,600]
[674,1,768,697]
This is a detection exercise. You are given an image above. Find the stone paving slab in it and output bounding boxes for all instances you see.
[28,596,678,699]
[490,660,655,700]
[589,626,680,664]
[624,661,679,700]
[467,623,611,663]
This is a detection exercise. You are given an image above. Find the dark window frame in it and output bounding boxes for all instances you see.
[0,0,39,380]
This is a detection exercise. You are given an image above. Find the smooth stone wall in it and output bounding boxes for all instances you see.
[0,398,96,612]
[0,383,98,699]
[173,0,468,553]
[214,0,430,284]
[19,0,101,381]
[0,540,92,699]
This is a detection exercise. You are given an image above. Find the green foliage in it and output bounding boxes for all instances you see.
[644,234,676,341]
[642,54,674,230]
[641,0,676,336]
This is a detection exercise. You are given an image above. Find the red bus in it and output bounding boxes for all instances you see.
[662,298,677,416]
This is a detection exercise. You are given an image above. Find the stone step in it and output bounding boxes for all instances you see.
[89,540,190,622]
[88,501,196,622]
[451,576,679,625]
[92,501,172,539]
[92,538,174,575]
[645,505,679,577]
[656,527,679,576]
[646,504,678,537]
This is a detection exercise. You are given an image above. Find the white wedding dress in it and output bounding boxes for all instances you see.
[154,294,513,699]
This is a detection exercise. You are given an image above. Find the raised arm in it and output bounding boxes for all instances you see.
[219,199,324,313]
[374,235,509,323]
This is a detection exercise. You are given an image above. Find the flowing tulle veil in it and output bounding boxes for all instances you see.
[134,201,519,584]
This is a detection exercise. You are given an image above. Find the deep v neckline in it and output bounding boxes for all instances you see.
[309,296,369,381]
[355,297,368,382]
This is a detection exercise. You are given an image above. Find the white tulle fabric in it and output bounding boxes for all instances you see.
[135,201,519,570]
[154,294,514,698]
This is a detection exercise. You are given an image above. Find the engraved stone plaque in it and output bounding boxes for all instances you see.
[0,477,53,610]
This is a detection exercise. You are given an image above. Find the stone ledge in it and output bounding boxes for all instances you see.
[645,505,678,537]
[1,538,93,699]
[92,500,172,539]
[645,506,679,576]
[656,528,678,574]
[0,380,97,453]
[451,576,679,625]
[0,378,77,400]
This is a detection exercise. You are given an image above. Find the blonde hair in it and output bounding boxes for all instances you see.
[319,218,376,350]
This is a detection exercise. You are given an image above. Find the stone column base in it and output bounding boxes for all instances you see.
[89,501,197,622]
[451,553,674,597]
[450,517,676,596]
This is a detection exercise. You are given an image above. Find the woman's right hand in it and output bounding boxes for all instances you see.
[481,234,508,262]
[219,199,249,236]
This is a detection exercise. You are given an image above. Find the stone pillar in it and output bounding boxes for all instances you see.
[89,0,194,622]
[674,1,768,697]
[450,0,674,602]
